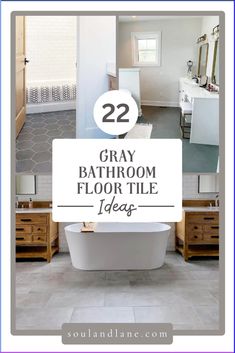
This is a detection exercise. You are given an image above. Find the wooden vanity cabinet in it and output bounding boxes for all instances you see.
[16,213,59,262]
[176,211,219,260]
[108,75,117,90]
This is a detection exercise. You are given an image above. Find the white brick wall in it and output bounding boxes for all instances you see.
[17,175,52,201]
[26,16,77,83]
[183,174,217,199]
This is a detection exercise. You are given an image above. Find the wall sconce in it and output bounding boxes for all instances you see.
[196,34,207,44]
[211,25,219,40]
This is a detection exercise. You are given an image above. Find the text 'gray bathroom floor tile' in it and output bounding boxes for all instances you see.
[16,110,76,173]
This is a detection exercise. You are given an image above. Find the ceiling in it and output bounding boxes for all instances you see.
[119,16,203,23]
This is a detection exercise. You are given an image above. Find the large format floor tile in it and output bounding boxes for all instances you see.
[15,308,73,330]
[133,305,202,326]
[15,252,220,331]
[70,307,135,323]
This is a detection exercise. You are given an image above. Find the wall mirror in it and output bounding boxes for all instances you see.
[16,175,36,195]
[197,43,209,77]
[212,39,219,85]
[198,174,219,193]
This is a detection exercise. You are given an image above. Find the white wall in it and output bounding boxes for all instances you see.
[118,17,202,107]
[76,16,116,138]
[200,16,219,80]
[26,16,76,83]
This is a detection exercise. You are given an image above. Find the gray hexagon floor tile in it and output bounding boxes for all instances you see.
[46,129,63,138]
[16,149,35,160]
[33,151,51,163]
[31,122,46,129]
[32,142,51,153]
[17,140,34,150]
[33,135,49,143]
[32,128,48,135]
[45,124,59,130]
[32,161,52,173]
[16,160,36,173]
[16,110,75,173]
[17,133,34,141]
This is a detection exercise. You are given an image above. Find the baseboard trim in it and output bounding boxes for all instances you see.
[26,101,76,114]
[141,100,179,108]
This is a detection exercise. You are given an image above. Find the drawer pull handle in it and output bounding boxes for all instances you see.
[211,235,219,239]
[194,236,198,239]
[204,217,214,220]
[21,219,32,222]
[37,228,41,231]
[194,226,198,229]
[16,237,24,240]
[211,226,219,229]
[16,228,24,231]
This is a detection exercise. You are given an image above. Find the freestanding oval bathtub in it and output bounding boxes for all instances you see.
[65,223,171,270]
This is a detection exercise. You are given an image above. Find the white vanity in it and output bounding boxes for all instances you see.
[179,78,219,145]
[119,68,142,116]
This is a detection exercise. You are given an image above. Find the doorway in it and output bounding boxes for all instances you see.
[16,16,77,173]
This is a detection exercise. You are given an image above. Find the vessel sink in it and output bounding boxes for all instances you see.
[207,206,219,211]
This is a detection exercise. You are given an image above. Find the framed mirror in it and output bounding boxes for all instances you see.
[198,175,219,193]
[212,39,219,85]
[197,43,209,77]
[16,175,36,195]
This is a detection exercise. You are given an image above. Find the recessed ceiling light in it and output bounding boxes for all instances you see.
[132,16,137,19]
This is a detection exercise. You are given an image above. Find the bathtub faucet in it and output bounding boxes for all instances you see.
[83,222,93,228]
[215,194,219,207]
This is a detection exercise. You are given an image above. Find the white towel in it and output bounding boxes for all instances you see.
[125,123,153,139]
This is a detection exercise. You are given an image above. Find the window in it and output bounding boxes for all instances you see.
[131,32,161,66]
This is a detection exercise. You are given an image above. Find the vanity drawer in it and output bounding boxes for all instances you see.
[187,214,218,224]
[188,232,203,242]
[203,233,219,244]
[16,225,32,234]
[16,234,32,244]
[16,214,47,224]
[203,224,219,234]
[32,235,47,244]
[32,225,47,234]
[188,224,203,232]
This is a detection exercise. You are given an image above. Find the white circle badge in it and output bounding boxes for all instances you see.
[93,90,138,135]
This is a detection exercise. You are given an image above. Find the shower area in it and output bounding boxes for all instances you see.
[26,16,77,113]
[16,16,77,173]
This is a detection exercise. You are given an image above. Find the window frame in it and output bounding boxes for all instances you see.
[131,31,162,67]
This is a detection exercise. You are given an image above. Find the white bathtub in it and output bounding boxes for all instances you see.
[26,80,76,114]
[65,222,171,270]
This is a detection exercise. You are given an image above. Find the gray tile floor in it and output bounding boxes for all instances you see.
[15,252,220,331]
[16,110,76,173]
[140,106,219,173]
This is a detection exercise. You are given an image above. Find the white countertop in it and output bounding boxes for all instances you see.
[183,207,219,212]
[180,77,219,100]
[16,208,52,213]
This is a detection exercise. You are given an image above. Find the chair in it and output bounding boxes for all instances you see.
[180,101,192,139]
